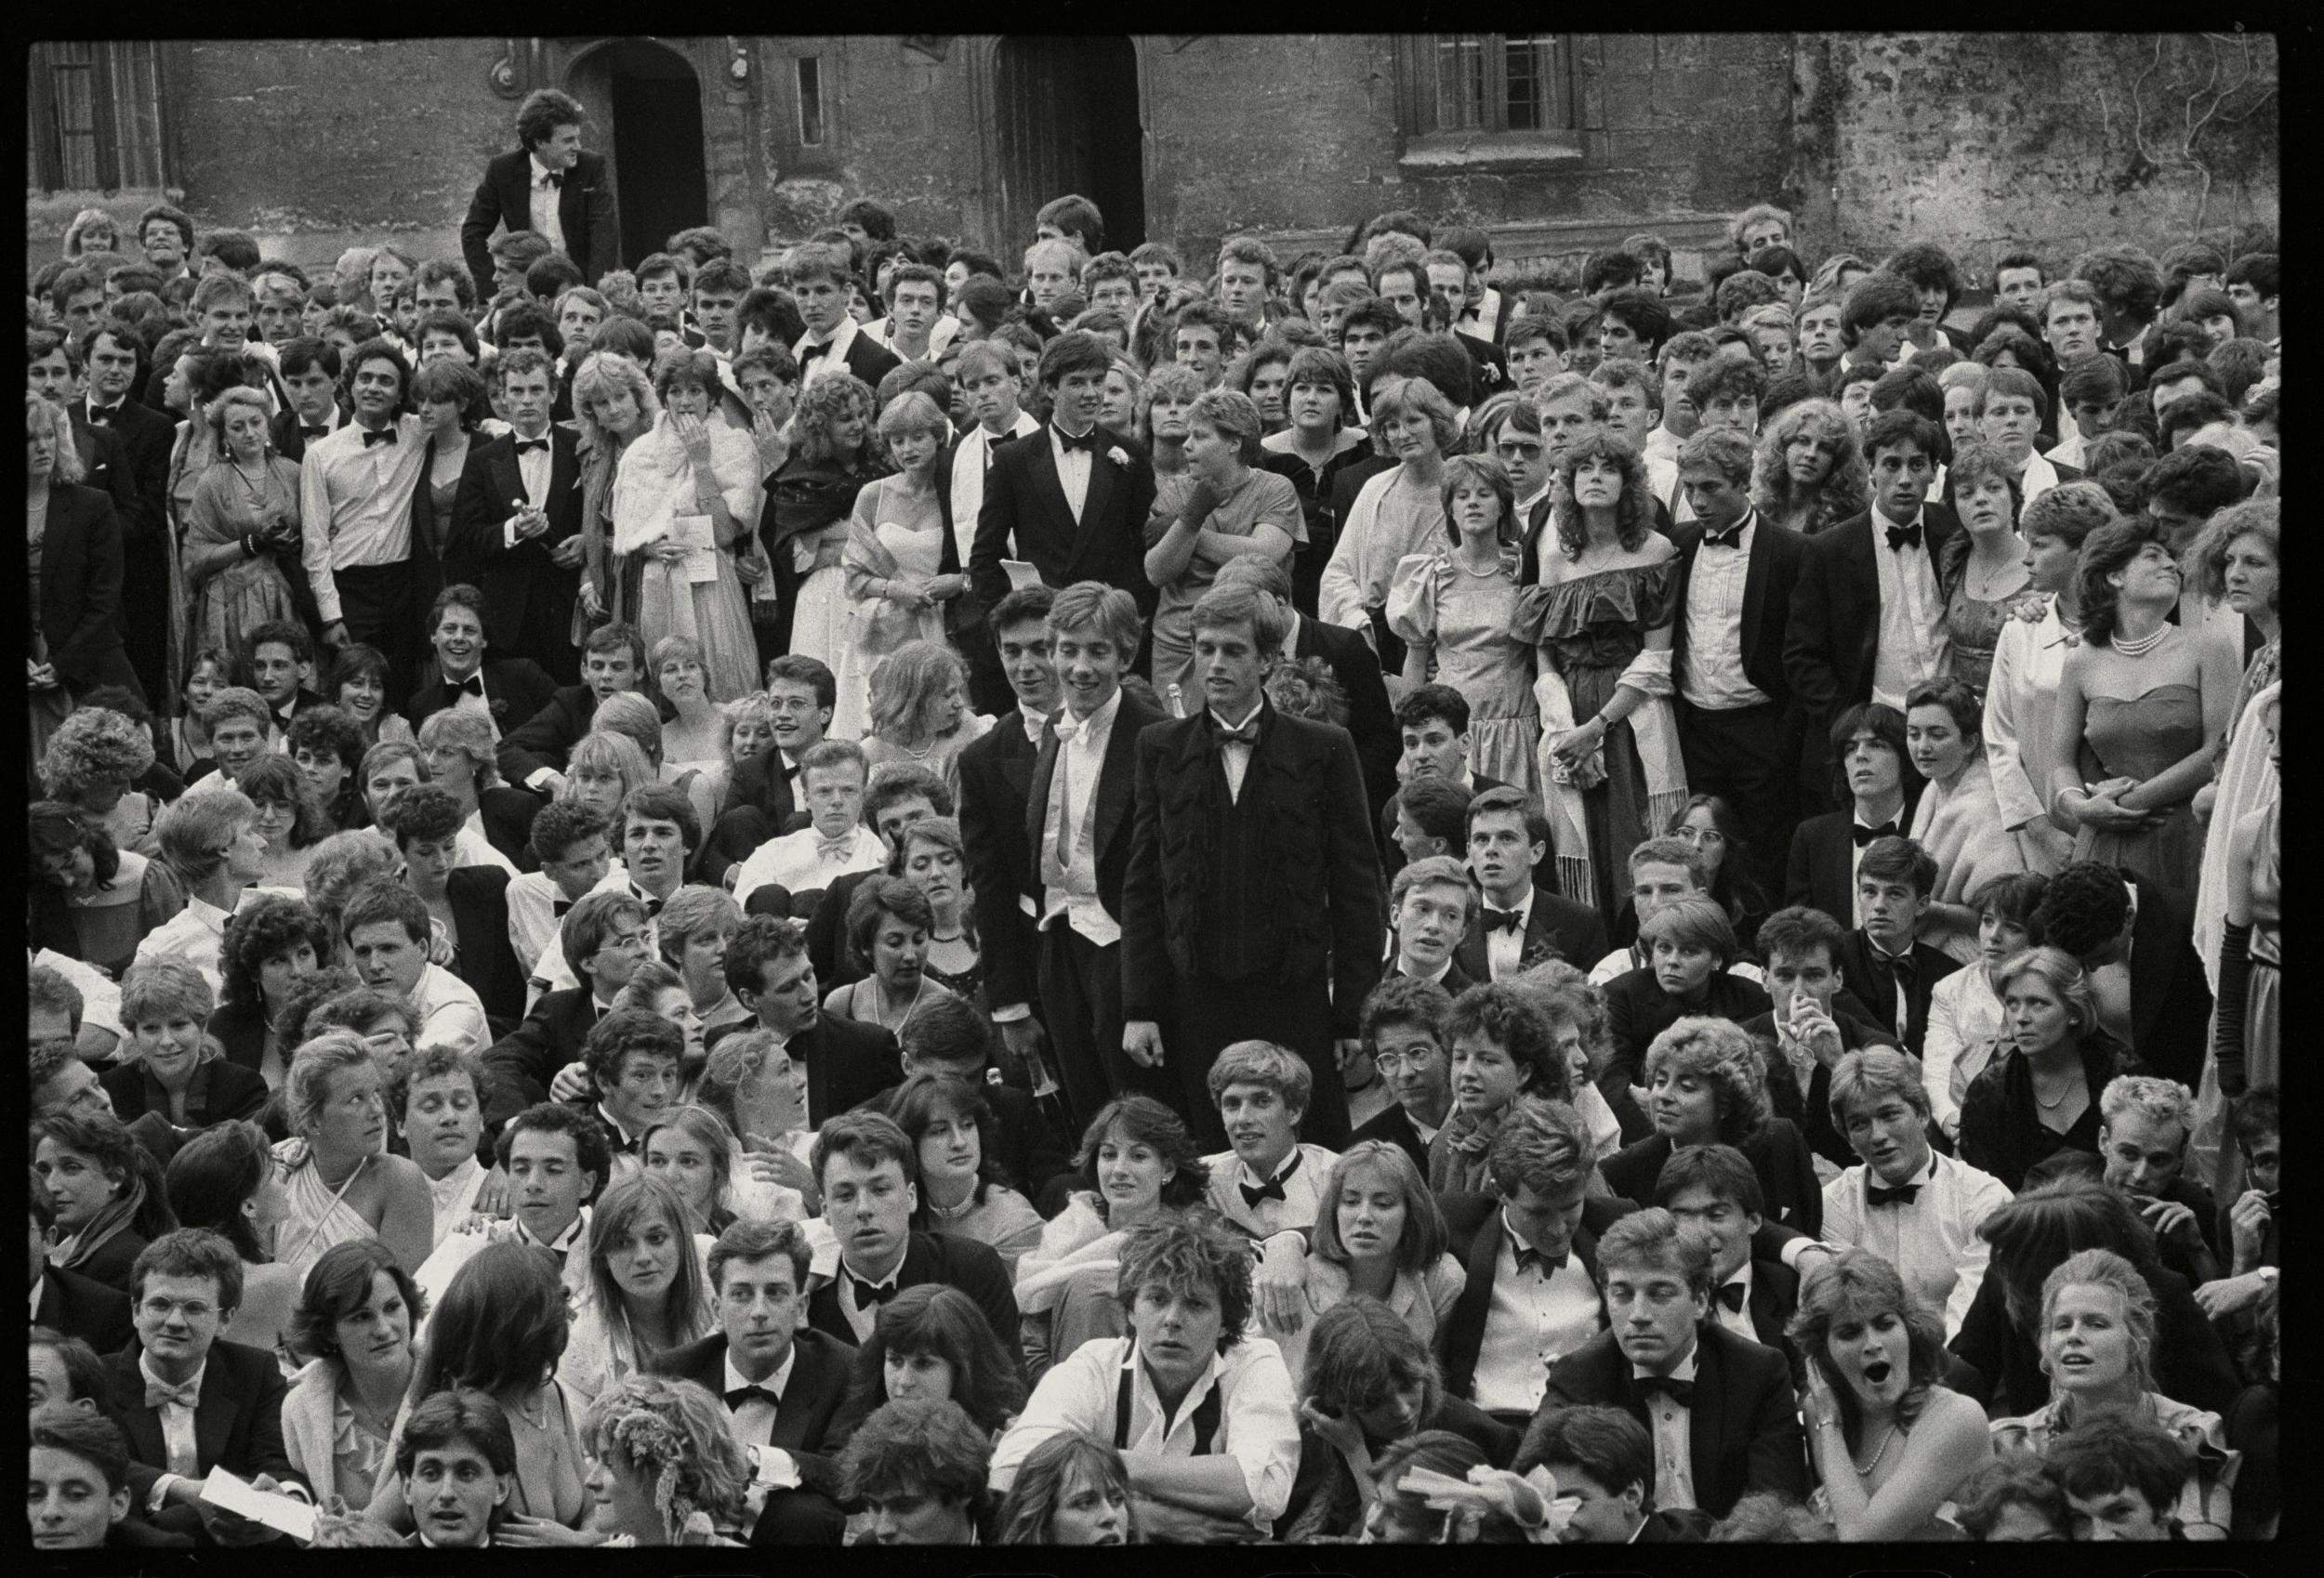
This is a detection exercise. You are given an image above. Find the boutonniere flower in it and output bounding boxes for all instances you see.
[1107,445,1131,467]
[490,698,510,721]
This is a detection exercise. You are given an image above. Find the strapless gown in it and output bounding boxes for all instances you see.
[2073,684,2205,890]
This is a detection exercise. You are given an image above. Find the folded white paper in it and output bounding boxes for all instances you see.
[199,1467,316,1542]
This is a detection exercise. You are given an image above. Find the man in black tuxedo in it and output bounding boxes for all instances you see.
[1121,583,1382,1150]
[1783,409,1961,805]
[971,331,1157,629]
[482,889,649,1130]
[788,242,903,393]
[704,655,831,888]
[381,784,529,1025]
[31,332,138,532]
[403,584,558,738]
[648,1218,854,1545]
[459,89,616,301]
[1214,555,1398,829]
[1010,583,1175,1130]
[1457,787,1610,981]
[1654,1144,1805,1387]
[803,1112,1019,1351]
[939,344,1044,716]
[445,348,584,682]
[1433,1100,1627,1425]
[1670,428,1808,893]
[99,1230,303,1542]
[32,1181,134,1353]
[957,585,1063,1089]
[268,337,347,465]
[1346,977,1456,1177]
[718,917,903,1125]
[1525,1208,1808,1519]
[73,322,175,704]
[1840,836,1961,1058]
[1749,905,1904,1170]
[497,623,658,794]
[2032,861,2214,1088]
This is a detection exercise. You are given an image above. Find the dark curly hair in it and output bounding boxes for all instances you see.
[1445,981,1567,1102]
[2072,517,2172,649]
[1550,427,1656,559]
[1116,1216,1253,1353]
[837,1283,1026,1438]
[219,892,333,1016]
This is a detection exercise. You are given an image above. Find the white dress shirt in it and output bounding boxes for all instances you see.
[1820,1151,2013,1339]
[1632,1345,1700,1510]
[298,414,428,624]
[1208,703,1262,803]
[1869,504,1949,709]
[1201,1142,1338,1240]
[723,1346,807,1488]
[139,1352,205,1479]
[948,412,1041,567]
[1710,1260,1758,1345]
[427,1154,488,1250]
[132,894,230,999]
[1478,886,1534,981]
[791,315,863,388]
[836,1252,905,1343]
[507,426,555,542]
[528,153,566,256]
[1679,512,1771,710]
[506,861,631,980]
[1049,422,1096,520]
[731,823,886,912]
[1472,1211,1604,1415]
[409,962,490,1057]
[416,1208,592,1341]
[988,1335,1302,1527]
[1039,689,1125,946]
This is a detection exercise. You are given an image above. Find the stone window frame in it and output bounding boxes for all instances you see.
[1392,33,1586,175]
[26,41,172,195]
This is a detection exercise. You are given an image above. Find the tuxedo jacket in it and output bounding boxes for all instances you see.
[1835,931,1960,1057]
[460,149,617,297]
[1349,1100,1433,1180]
[444,866,530,1023]
[649,1328,856,1499]
[1600,969,1774,1138]
[99,1059,270,1129]
[1453,884,1611,983]
[497,683,671,784]
[445,425,585,654]
[75,399,170,548]
[1785,810,1858,922]
[1782,503,1963,781]
[804,1230,1019,1359]
[1120,703,1384,1034]
[68,416,138,539]
[404,655,559,735]
[34,481,138,692]
[1434,1190,1630,1403]
[268,405,346,467]
[700,1012,904,1128]
[2125,872,2214,1088]
[932,427,1029,685]
[1736,1256,1803,1382]
[1292,613,1398,825]
[36,1262,134,1353]
[100,1337,300,1504]
[970,426,1158,616]
[718,747,803,840]
[482,987,602,1129]
[1534,1322,1810,1519]
[958,709,1046,1012]
[1743,1007,1901,1170]
[803,868,881,992]
[1598,1124,1823,1238]
[1670,512,1805,705]
[1023,689,1171,924]
[799,331,901,396]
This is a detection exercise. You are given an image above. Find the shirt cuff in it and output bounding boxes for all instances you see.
[317,595,342,624]
[990,1003,1032,1023]
[506,519,522,550]
[1777,1234,1829,1271]
[751,1445,800,1489]
[148,1473,184,1515]
[524,767,560,792]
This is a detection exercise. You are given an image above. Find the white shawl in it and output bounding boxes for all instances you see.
[608,415,761,558]
[1909,754,2028,962]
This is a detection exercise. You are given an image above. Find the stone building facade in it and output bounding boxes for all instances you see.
[28,33,2278,286]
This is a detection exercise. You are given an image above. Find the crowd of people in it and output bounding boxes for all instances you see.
[24,84,2281,1548]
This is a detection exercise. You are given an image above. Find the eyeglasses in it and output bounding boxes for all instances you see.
[1370,1047,1441,1073]
[139,1296,217,1322]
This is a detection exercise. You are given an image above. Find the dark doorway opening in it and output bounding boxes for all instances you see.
[567,39,707,271]
[994,37,1144,254]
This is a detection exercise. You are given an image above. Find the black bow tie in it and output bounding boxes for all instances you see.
[1867,1181,1922,1207]
[1631,1374,1695,1407]
[799,339,832,362]
[1872,947,1919,986]
[723,1383,777,1410]
[845,1269,900,1308]
[638,895,664,918]
[300,423,329,440]
[1884,522,1921,551]
[541,170,563,188]
[1716,1281,1749,1314]
[1483,907,1525,935]
[1211,716,1260,747]
[449,674,485,699]
[1053,424,1098,454]
[513,438,549,454]
[552,898,574,918]
[362,427,398,448]
[1701,524,1744,549]
[1851,821,1898,848]
[87,403,120,424]
[1512,1243,1569,1276]
[1239,1153,1301,1210]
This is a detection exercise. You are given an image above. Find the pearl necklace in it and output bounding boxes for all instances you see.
[2112,623,2171,659]
[1851,1421,1898,1476]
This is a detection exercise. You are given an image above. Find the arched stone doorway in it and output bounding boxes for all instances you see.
[565,37,709,270]
[991,36,1145,253]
